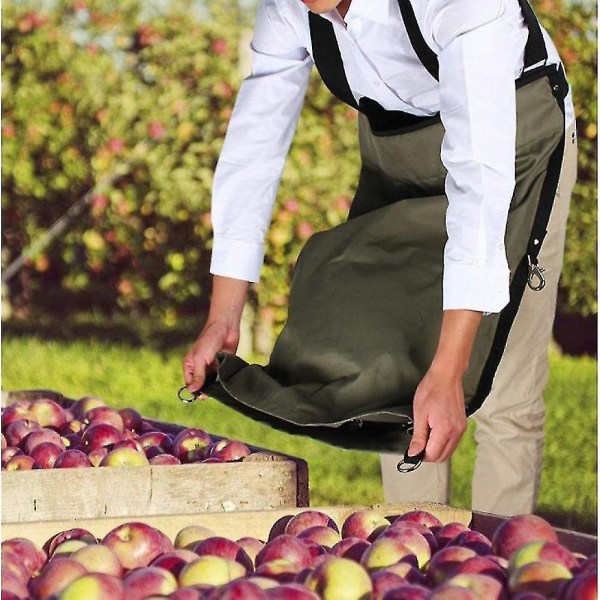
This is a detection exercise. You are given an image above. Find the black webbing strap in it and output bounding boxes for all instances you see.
[308,12,358,109]
[397,0,549,81]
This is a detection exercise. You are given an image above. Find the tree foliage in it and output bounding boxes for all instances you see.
[2,0,596,345]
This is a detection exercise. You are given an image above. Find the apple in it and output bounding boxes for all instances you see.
[30,399,67,429]
[139,432,173,454]
[341,510,390,540]
[371,570,409,600]
[387,520,438,553]
[70,544,123,577]
[29,441,64,468]
[446,573,506,600]
[45,528,97,558]
[380,584,430,599]
[330,538,370,562]
[150,454,181,466]
[29,557,87,599]
[84,407,124,433]
[297,526,341,549]
[2,538,47,574]
[394,510,442,529]
[360,537,415,572]
[81,424,122,453]
[435,523,471,549]
[100,446,149,467]
[174,525,216,550]
[453,556,505,583]
[55,450,93,468]
[426,546,479,585]
[119,408,143,433]
[59,420,84,436]
[63,433,83,450]
[235,537,265,567]
[305,557,372,599]
[52,539,93,558]
[168,590,204,600]
[102,522,168,570]
[71,396,106,418]
[254,559,299,583]
[576,554,597,577]
[1,432,6,448]
[2,552,30,584]
[285,511,339,537]
[57,573,125,600]
[193,537,253,571]
[491,515,558,559]
[150,549,198,578]
[207,439,251,462]
[2,446,23,467]
[377,526,431,568]
[509,540,578,572]
[256,536,312,571]
[178,556,246,587]
[265,583,320,599]
[5,420,40,447]
[511,594,547,600]
[87,448,109,467]
[23,429,65,454]
[5,455,35,471]
[123,566,177,599]
[211,579,269,599]
[1,404,35,429]
[249,576,280,590]
[427,583,478,599]
[0,570,29,599]
[560,573,597,600]
[171,428,212,463]
[383,561,425,585]
[508,560,572,597]
[448,530,493,556]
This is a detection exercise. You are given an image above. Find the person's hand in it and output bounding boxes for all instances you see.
[407,365,467,463]
[182,321,239,397]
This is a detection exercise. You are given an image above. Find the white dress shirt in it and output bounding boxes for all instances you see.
[210,0,574,313]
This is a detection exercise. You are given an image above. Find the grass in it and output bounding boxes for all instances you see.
[2,330,597,534]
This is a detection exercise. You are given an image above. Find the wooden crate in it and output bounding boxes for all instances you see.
[2,390,309,524]
[2,503,596,557]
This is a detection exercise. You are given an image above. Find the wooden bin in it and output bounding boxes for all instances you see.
[2,503,597,557]
[2,390,309,524]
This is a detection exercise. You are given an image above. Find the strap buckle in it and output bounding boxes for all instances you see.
[527,255,546,291]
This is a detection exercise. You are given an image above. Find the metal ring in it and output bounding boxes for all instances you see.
[397,457,423,473]
[177,385,201,403]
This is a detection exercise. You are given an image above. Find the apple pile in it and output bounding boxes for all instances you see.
[2,509,596,599]
[1,397,253,470]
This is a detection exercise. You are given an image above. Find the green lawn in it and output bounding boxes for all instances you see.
[2,333,596,533]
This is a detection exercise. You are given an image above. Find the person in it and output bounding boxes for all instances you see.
[183,0,576,516]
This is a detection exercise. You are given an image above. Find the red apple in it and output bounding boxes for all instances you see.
[178,556,246,587]
[45,529,97,558]
[150,454,181,466]
[2,446,23,466]
[256,536,312,571]
[206,439,251,462]
[435,523,472,549]
[23,429,65,454]
[330,537,370,562]
[285,511,339,536]
[383,561,425,585]
[100,446,149,467]
[56,572,125,599]
[2,538,47,574]
[174,525,216,550]
[30,399,67,429]
[70,544,123,577]
[139,432,173,454]
[297,526,341,549]
[150,549,198,578]
[54,450,93,468]
[426,546,479,585]
[102,522,168,570]
[249,577,280,590]
[87,448,108,466]
[71,396,106,418]
[29,557,87,599]
[377,526,431,568]
[1,553,30,584]
[448,530,493,556]
[168,590,204,600]
[81,424,122,453]
[211,579,269,599]
[236,537,265,567]
[491,515,558,559]
[0,570,29,599]
[1,433,6,449]
[305,557,372,598]
[5,455,35,471]
[265,584,319,599]
[1,405,35,429]
[59,420,84,436]
[193,537,253,571]
[254,559,300,583]
[52,539,93,558]
[509,560,572,597]
[446,573,506,600]
[560,573,597,600]
[84,407,124,432]
[171,428,212,463]
[576,554,597,577]
[112,438,145,453]
[454,556,506,583]
[381,584,430,599]
[5,420,40,447]
[386,520,439,553]
[427,583,478,599]
[29,441,64,468]
[123,566,177,599]
[341,510,390,540]
[63,433,82,451]
[119,408,143,432]
[511,594,548,600]
[360,537,415,572]
[394,510,442,529]
[371,570,409,600]
[509,540,578,572]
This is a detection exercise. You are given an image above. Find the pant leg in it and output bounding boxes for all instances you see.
[379,122,577,508]
[471,121,578,516]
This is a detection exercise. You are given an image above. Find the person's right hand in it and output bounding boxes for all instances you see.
[183,321,240,397]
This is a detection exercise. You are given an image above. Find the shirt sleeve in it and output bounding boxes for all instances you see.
[430,0,521,313]
[210,0,312,282]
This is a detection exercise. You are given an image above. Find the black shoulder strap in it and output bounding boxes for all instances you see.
[308,12,359,109]
[398,0,549,82]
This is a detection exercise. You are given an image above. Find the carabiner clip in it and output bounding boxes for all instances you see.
[397,447,426,473]
[527,256,546,292]
[177,386,202,404]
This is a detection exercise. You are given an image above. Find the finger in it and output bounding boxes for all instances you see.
[408,409,430,457]
[423,426,448,462]
[437,426,466,463]
[183,354,195,386]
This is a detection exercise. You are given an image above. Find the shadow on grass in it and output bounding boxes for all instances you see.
[2,315,203,354]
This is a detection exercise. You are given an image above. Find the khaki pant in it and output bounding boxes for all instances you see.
[380,120,578,516]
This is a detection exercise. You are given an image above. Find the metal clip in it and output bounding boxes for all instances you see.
[527,256,546,291]
[177,385,202,403]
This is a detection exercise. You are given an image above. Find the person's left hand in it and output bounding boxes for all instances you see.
[406,365,468,463]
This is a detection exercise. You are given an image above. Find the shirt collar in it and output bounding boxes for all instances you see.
[321,0,391,26]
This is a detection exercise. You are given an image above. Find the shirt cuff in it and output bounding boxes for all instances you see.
[443,262,510,314]
[210,237,265,283]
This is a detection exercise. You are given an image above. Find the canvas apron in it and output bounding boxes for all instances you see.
[196,0,569,456]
